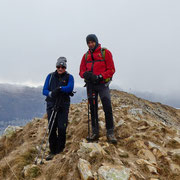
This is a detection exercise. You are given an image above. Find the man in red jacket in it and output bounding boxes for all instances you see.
[79,34,117,144]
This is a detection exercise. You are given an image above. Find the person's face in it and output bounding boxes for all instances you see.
[56,65,66,74]
[87,41,96,50]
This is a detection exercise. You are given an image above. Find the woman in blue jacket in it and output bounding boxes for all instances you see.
[43,57,74,160]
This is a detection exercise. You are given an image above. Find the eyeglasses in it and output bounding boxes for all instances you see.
[56,66,65,69]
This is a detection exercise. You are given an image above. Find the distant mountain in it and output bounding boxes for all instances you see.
[0,84,45,134]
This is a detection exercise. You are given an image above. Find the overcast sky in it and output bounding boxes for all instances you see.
[0,0,179,95]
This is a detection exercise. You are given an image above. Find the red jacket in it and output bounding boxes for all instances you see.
[79,44,115,80]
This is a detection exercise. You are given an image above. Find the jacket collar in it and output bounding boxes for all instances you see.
[89,44,101,53]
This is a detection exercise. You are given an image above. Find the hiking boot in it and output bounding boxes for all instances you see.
[45,153,55,161]
[86,133,99,142]
[107,133,117,144]
[56,148,64,154]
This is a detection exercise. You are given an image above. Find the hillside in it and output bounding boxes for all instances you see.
[0,90,180,179]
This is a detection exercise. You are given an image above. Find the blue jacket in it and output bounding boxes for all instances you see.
[42,71,74,109]
[43,71,74,96]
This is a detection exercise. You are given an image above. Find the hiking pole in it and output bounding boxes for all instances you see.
[34,109,55,165]
[86,82,92,142]
[40,96,62,164]
[87,95,90,142]
[40,110,58,164]
[92,90,99,142]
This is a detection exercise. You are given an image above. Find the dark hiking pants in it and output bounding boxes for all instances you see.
[87,83,114,135]
[47,104,69,154]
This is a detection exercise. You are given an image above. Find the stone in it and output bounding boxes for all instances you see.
[118,148,129,158]
[147,141,160,149]
[134,140,148,150]
[168,149,180,165]
[77,142,106,158]
[98,165,130,180]
[166,136,180,148]
[146,165,158,174]
[129,175,137,180]
[119,105,129,109]
[77,158,94,180]
[137,149,156,165]
[168,149,180,156]
[137,126,149,130]
[169,163,180,174]
[128,108,143,116]
[3,125,23,137]
[147,141,167,158]
[173,137,180,144]
[112,158,124,165]
[116,119,125,127]
[99,121,105,129]
[136,159,158,174]
[136,159,152,166]
[152,148,167,158]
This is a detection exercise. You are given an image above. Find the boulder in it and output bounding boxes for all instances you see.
[3,125,23,137]
[98,165,130,180]
[77,142,106,158]
[77,158,94,180]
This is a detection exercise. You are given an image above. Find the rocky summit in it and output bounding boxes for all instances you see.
[0,90,180,180]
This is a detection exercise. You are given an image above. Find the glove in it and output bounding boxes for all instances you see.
[91,74,103,84]
[51,87,61,98]
[83,71,93,81]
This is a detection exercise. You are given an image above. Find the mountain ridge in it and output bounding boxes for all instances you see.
[0,89,180,179]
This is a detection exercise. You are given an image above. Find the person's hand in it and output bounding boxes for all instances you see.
[51,87,61,98]
[91,74,98,83]
[91,74,103,83]
[83,71,93,81]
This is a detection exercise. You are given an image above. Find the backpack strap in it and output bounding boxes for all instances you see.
[101,48,107,60]
[85,51,89,61]
[85,48,107,62]
[48,72,54,87]
[101,48,112,83]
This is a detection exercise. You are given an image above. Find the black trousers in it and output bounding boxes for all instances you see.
[87,83,114,135]
[47,103,69,154]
